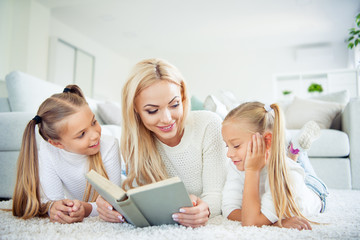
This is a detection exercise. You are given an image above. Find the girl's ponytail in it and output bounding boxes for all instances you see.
[267,104,305,226]
[12,119,50,219]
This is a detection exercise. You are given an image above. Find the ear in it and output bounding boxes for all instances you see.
[48,139,65,149]
[264,133,272,150]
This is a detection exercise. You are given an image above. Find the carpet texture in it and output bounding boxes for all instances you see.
[1,189,359,240]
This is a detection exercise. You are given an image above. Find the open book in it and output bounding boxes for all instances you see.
[85,170,193,227]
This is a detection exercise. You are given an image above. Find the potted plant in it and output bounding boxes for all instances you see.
[347,13,360,49]
[347,13,360,68]
[308,83,323,94]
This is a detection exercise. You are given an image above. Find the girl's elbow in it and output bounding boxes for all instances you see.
[242,218,263,227]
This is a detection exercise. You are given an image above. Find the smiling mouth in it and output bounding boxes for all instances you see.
[89,141,100,148]
[232,160,242,165]
[158,122,175,132]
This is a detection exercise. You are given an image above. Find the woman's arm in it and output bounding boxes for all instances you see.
[200,115,227,216]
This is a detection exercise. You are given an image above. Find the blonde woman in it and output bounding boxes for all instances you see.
[96,58,227,228]
[221,102,326,230]
[11,85,122,223]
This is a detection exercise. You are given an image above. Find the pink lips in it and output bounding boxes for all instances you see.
[89,141,100,148]
[158,122,175,132]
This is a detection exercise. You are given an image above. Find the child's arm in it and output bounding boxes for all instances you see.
[222,159,245,220]
[242,133,271,227]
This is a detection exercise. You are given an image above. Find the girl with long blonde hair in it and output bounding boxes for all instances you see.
[96,58,227,228]
[221,102,326,229]
[12,85,122,223]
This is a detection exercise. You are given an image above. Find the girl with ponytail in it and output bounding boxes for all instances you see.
[12,85,122,223]
[221,102,327,230]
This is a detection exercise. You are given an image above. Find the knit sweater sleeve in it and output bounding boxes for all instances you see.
[200,112,227,217]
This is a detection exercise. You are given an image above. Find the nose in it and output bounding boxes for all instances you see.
[160,109,172,124]
[226,148,234,159]
[90,127,100,140]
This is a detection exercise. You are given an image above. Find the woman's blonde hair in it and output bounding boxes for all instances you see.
[12,85,108,219]
[224,101,307,226]
[121,58,190,189]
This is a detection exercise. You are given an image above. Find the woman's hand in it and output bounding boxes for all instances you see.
[273,216,312,230]
[96,195,125,223]
[244,133,267,172]
[172,194,209,228]
[49,199,85,223]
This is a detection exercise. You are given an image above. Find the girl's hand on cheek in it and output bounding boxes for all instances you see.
[172,194,209,228]
[244,133,266,172]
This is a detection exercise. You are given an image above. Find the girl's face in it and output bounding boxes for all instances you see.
[221,120,254,171]
[134,80,183,147]
[50,105,102,156]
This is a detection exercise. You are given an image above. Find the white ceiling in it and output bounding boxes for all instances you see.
[37,0,360,58]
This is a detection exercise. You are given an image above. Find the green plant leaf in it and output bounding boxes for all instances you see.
[348,36,354,42]
[348,42,354,49]
[355,39,359,46]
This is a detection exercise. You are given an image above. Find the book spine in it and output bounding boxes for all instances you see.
[116,198,150,227]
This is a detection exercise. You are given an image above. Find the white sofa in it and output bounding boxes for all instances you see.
[0,71,122,199]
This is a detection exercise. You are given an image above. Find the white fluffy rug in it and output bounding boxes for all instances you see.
[1,189,360,240]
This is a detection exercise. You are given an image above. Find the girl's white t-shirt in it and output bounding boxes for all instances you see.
[222,157,322,222]
[39,135,122,216]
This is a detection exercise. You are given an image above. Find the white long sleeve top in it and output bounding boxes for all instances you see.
[155,111,227,217]
[222,157,321,222]
[39,135,122,217]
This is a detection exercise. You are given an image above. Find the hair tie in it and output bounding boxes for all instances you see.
[63,87,71,93]
[264,104,273,112]
[32,115,42,124]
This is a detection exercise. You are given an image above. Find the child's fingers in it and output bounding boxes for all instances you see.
[70,200,81,212]
[62,199,74,207]
[53,200,72,213]
[54,211,75,224]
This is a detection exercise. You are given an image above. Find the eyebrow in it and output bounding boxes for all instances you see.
[143,96,180,108]
[74,114,95,136]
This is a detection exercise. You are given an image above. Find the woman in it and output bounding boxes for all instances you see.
[96,58,227,228]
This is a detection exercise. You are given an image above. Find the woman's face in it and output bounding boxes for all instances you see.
[134,80,184,146]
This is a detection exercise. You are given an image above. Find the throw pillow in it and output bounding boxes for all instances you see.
[191,96,205,110]
[285,97,343,129]
[310,89,350,106]
[97,101,122,126]
[203,95,228,119]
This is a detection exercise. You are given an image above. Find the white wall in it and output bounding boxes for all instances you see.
[141,42,350,104]
[0,0,49,81]
[48,19,131,102]
[0,0,130,102]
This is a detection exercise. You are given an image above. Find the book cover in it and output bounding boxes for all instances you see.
[85,170,193,227]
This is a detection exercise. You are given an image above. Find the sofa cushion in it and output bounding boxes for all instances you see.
[287,129,350,157]
[5,71,106,124]
[0,112,41,151]
[97,101,122,126]
[5,71,63,113]
[285,97,343,129]
[0,97,10,112]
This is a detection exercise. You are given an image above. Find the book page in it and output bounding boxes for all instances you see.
[86,170,126,201]
[126,177,181,195]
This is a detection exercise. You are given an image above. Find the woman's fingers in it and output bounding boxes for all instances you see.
[96,195,125,223]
